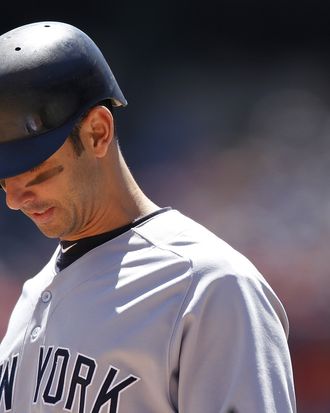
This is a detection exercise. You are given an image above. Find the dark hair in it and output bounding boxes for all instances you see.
[69,99,115,156]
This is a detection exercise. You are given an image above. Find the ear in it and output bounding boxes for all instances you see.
[81,106,114,158]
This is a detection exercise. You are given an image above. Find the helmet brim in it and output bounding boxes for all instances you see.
[0,114,79,179]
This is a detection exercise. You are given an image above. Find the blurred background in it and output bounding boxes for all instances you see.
[0,1,330,411]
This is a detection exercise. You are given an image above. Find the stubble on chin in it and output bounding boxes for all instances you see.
[32,208,76,239]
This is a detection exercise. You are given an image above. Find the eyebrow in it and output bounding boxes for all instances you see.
[25,165,64,187]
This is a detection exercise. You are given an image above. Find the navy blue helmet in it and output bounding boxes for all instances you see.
[0,21,127,178]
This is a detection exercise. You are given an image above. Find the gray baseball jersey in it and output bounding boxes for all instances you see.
[0,209,296,412]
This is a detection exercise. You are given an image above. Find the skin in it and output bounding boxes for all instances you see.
[0,106,159,241]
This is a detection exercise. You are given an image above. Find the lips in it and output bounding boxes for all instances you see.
[30,207,55,224]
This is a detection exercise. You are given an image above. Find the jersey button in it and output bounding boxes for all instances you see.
[31,326,41,340]
[41,290,52,303]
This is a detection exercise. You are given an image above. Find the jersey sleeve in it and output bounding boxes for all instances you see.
[168,269,296,413]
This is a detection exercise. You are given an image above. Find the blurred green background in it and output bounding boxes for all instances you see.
[1,2,330,411]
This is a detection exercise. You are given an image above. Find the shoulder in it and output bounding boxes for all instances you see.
[133,209,261,281]
[133,209,289,334]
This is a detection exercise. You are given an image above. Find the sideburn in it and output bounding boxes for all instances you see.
[69,117,87,156]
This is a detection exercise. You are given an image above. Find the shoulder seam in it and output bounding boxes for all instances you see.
[132,227,193,264]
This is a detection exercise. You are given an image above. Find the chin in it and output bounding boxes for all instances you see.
[36,223,67,239]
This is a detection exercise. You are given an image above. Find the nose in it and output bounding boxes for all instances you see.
[4,179,36,210]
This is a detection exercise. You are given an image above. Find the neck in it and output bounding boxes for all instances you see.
[100,143,159,229]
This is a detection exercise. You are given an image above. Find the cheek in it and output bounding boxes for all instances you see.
[65,165,93,206]
[48,156,98,209]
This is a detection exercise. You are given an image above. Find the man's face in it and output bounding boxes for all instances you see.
[0,137,100,240]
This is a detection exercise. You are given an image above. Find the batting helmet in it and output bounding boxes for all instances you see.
[0,21,127,178]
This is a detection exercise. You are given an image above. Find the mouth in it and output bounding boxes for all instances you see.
[30,207,55,224]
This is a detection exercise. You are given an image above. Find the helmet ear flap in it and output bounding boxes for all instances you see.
[0,21,127,179]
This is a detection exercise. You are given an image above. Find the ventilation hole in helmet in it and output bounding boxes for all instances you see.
[44,25,50,27]
[14,47,21,51]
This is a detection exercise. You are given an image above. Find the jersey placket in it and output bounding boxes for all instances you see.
[12,285,54,411]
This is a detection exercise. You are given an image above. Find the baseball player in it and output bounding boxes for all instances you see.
[0,21,296,413]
